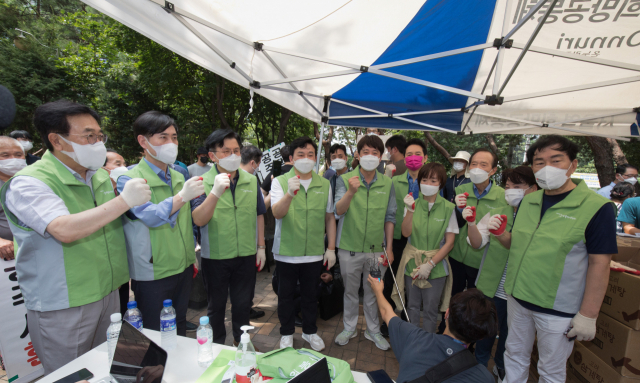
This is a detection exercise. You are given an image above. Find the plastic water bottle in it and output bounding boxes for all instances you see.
[123,301,143,331]
[107,313,122,365]
[235,326,259,383]
[197,316,214,367]
[160,299,177,350]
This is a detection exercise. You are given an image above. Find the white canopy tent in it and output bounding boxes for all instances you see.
[81,0,640,148]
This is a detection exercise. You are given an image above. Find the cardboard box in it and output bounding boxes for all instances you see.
[602,244,640,330]
[583,312,640,378]
[567,341,640,383]
[617,235,640,250]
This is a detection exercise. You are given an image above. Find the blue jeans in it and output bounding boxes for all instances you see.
[475,296,508,369]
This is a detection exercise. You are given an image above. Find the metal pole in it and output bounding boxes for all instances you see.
[381,244,410,323]
[315,122,325,173]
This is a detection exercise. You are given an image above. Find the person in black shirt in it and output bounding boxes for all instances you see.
[441,151,471,203]
[9,130,40,165]
[370,276,496,383]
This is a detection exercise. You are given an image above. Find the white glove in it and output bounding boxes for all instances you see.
[178,176,204,202]
[404,194,415,212]
[566,312,597,341]
[211,173,230,198]
[384,164,396,178]
[462,206,476,226]
[287,176,301,197]
[455,192,468,208]
[120,178,151,208]
[411,261,435,280]
[323,249,336,270]
[256,248,266,271]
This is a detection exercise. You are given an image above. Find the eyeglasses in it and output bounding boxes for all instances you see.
[67,133,109,145]
[214,149,241,156]
[621,174,638,179]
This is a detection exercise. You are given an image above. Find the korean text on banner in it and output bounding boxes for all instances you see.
[257,142,285,183]
[0,260,44,383]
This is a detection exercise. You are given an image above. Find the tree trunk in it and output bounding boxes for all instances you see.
[423,132,451,161]
[276,107,293,143]
[607,138,628,166]
[214,75,231,130]
[585,136,615,186]
[485,134,508,168]
[314,123,334,162]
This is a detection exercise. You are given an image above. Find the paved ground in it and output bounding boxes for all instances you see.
[1,268,537,382]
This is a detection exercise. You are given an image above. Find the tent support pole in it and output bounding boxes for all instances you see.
[368,69,485,100]
[497,0,559,97]
[316,122,326,171]
[503,76,640,102]
[465,54,498,131]
[510,43,640,72]
[502,0,549,42]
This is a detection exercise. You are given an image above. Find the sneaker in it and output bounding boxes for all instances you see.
[334,330,357,346]
[302,333,325,351]
[250,308,265,319]
[365,329,390,350]
[280,335,293,349]
[493,365,505,383]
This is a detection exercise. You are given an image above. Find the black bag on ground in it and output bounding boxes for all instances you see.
[318,266,344,321]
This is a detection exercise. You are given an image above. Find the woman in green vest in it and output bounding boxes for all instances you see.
[400,162,458,333]
[465,165,538,381]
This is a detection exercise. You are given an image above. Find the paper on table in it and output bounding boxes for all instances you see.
[195,349,236,383]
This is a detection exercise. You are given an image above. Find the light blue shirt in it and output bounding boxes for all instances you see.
[407,172,420,199]
[597,182,616,199]
[457,181,493,212]
[117,159,178,228]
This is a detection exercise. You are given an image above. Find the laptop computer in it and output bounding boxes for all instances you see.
[96,320,168,383]
[287,357,332,383]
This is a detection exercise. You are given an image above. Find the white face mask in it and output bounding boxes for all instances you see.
[0,158,27,176]
[420,184,440,197]
[359,155,380,171]
[469,168,490,184]
[535,165,571,190]
[294,158,315,174]
[504,188,525,207]
[109,166,129,182]
[216,153,241,172]
[331,158,346,171]
[59,135,107,171]
[618,174,638,186]
[452,161,466,172]
[145,138,178,165]
[19,141,33,152]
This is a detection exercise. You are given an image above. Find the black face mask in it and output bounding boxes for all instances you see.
[199,156,207,164]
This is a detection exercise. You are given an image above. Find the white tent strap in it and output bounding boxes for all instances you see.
[472,111,631,141]
[171,13,252,82]
[503,76,640,103]
[333,109,461,119]
[149,0,253,46]
[511,43,640,72]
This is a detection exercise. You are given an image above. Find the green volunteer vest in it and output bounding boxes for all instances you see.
[276,168,329,256]
[404,194,455,280]
[450,181,509,269]
[504,180,612,311]
[0,151,129,309]
[202,166,257,259]
[392,173,410,240]
[475,205,514,298]
[123,159,195,279]
[338,166,393,253]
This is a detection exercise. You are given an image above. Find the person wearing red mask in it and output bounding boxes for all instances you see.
[383,138,428,336]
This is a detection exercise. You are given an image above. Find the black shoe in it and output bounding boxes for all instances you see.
[380,322,389,337]
[250,308,265,319]
[186,321,198,332]
[294,314,303,327]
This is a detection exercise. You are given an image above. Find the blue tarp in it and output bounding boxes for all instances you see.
[328,0,497,132]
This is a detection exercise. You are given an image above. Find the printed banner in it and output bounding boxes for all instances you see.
[257,142,286,183]
[0,260,43,383]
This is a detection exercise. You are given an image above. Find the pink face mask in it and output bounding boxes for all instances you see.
[405,155,424,171]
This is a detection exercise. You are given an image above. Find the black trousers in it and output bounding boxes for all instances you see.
[384,236,408,311]
[131,265,193,336]
[276,260,322,336]
[201,255,257,344]
[119,281,130,315]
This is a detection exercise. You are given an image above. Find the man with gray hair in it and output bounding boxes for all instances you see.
[0,136,27,260]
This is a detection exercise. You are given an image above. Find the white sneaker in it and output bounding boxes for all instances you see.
[302,333,325,351]
[280,335,293,349]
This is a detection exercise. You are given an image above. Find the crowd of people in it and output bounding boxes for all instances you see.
[0,99,635,383]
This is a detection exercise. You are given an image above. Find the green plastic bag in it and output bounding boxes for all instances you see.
[195,349,236,383]
[256,347,355,383]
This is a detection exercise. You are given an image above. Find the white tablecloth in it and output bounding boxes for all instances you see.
[37,329,372,383]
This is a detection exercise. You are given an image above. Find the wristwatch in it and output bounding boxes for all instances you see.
[257,245,266,249]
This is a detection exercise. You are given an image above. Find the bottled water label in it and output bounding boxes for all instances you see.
[161,318,176,332]
[129,319,143,331]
